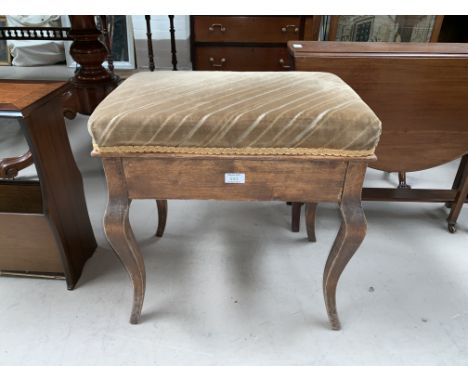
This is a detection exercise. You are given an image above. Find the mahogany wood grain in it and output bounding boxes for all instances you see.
[0,150,33,179]
[67,15,119,115]
[194,46,292,71]
[0,80,96,288]
[288,41,468,230]
[327,16,339,41]
[191,16,319,71]
[193,16,302,43]
[290,41,468,172]
[0,80,67,115]
[362,188,467,202]
[290,40,468,54]
[0,181,42,214]
[290,41,468,173]
[21,97,96,288]
[447,159,468,232]
[304,16,321,41]
[0,213,63,274]
[450,155,468,201]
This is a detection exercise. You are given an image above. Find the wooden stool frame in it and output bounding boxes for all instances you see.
[100,152,373,330]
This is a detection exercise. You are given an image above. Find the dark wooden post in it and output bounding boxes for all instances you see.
[169,15,178,71]
[67,15,119,115]
[145,15,156,71]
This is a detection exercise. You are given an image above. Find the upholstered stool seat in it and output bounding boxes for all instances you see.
[89,71,381,330]
[89,71,381,157]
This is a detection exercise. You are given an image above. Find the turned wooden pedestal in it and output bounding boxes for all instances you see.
[100,153,371,330]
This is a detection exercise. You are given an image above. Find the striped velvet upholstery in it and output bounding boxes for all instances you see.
[88,71,381,157]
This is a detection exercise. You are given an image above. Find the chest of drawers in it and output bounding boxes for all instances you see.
[190,16,320,71]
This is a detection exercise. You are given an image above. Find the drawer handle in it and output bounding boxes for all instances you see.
[281,25,299,33]
[208,24,226,32]
[209,57,226,67]
[279,58,291,69]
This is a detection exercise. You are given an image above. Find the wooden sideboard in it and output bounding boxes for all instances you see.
[190,16,320,71]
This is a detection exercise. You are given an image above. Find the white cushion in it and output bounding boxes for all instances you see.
[8,40,65,67]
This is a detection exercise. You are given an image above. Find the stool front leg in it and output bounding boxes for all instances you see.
[323,162,367,330]
[103,158,146,324]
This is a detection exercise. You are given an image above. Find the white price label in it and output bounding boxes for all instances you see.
[224,173,245,184]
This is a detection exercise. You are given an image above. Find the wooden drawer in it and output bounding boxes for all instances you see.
[194,46,292,71]
[193,16,302,43]
[124,157,346,203]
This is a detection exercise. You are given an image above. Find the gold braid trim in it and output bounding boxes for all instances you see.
[92,144,374,158]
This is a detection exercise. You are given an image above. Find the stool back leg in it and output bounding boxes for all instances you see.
[155,200,168,237]
[323,162,367,330]
[290,202,303,232]
[103,158,146,324]
[305,203,317,242]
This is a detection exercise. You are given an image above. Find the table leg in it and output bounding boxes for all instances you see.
[398,171,411,189]
[103,158,146,324]
[446,154,468,208]
[447,160,468,233]
[323,162,367,330]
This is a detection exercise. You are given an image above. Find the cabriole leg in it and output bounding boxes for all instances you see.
[323,162,367,330]
[447,163,468,234]
[103,158,146,324]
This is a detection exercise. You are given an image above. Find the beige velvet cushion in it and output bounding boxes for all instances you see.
[88,71,381,157]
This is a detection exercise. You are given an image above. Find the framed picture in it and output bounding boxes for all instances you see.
[62,15,136,70]
[327,15,444,42]
[0,16,11,65]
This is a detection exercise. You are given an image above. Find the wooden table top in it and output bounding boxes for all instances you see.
[0,80,68,117]
[288,41,468,57]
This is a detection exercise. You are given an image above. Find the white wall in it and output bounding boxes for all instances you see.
[131,15,192,70]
